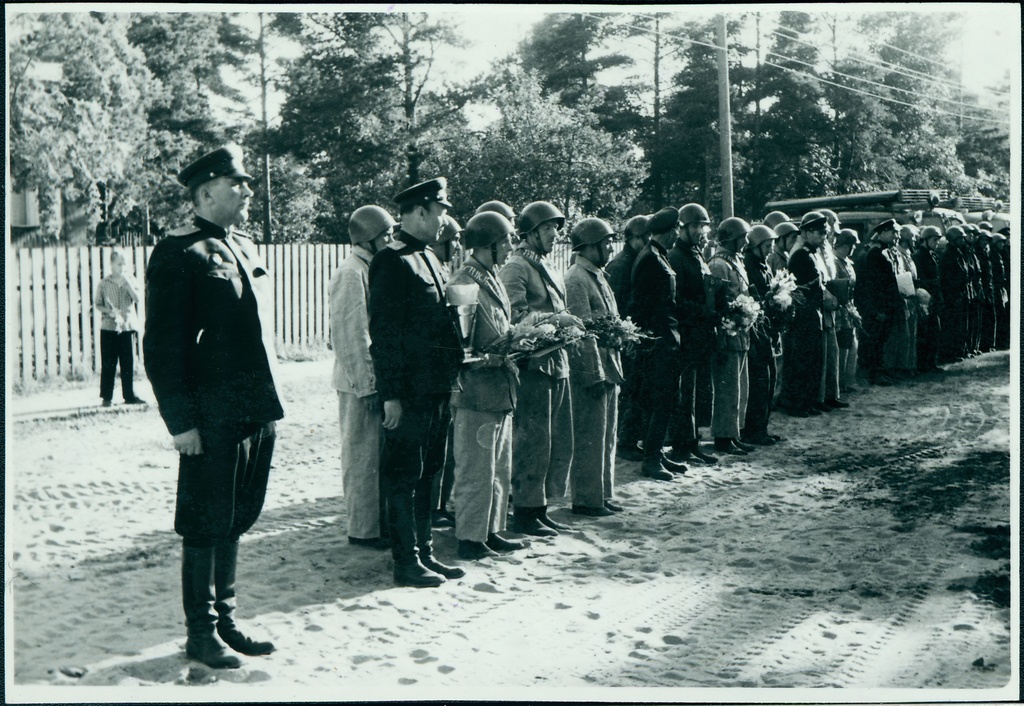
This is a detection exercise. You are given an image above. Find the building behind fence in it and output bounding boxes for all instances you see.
[10,242,587,385]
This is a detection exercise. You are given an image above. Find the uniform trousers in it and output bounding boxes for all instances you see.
[967,300,982,353]
[380,394,450,564]
[711,348,749,440]
[742,335,776,437]
[99,329,137,402]
[996,301,1010,350]
[940,302,969,362]
[337,391,385,540]
[820,323,841,402]
[451,406,512,543]
[639,344,683,461]
[670,354,704,449]
[980,299,996,352]
[838,328,859,389]
[616,356,644,446]
[569,382,618,508]
[884,305,911,371]
[511,372,573,508]
[176,421,276,548]
[784,317,824,409]
[860,313,893,378]
[916,310,941,371]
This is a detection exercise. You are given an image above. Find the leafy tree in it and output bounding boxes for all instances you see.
[9,12,154,242]
[440,69,647,229]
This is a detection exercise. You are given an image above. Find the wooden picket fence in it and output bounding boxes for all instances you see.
[10,242,581,385]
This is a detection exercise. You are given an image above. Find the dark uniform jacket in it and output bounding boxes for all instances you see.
[940,244,971,308]
[144,216,283,436]
[629,239,680,347]
[605,241,642,316]
[668,241,715,359]
[912,246,942,308]
[855,243,901,322]
[744,250,777,348]
[789,243,827,331]
[368,230,462,402]
[975,243,994,304]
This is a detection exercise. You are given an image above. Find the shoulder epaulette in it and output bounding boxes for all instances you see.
[168,225,201,237]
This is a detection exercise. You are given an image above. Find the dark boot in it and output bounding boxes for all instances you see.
[689,440,718,464]
[182,544,242,669]
[538,506,572,531]
[486,533,530,552]
[390,493,444,588]
[458,539,499,560]
[640,458,674,481]
[511,506,558,537]
[659,455,689,474]
[214,541,275,656]
[416,493,465,580]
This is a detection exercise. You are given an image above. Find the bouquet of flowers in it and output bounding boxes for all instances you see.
[581,315,653,354]
[845,302,864,331]
[720,293,763,337]
[484,319,587,361]
[915,288,932,318]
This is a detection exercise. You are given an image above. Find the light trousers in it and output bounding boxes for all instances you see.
[452,406,513,543]
[337,391,383,540]
[569,382,618,508]
[511,372,573,508]
[711,348,749,440]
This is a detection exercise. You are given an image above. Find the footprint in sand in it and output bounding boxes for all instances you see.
[555,602,572,610]
[438,665,455,674]
[587,612,600,620]
[398,677,417,685]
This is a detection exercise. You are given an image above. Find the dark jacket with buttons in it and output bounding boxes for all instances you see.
[629,239,680,348]
[143,216,284,436]
[368,230,462,401]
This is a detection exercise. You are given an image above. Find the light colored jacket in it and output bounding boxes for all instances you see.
[498,245,570,379]
[708,247,751,352]
[565,258,624,388]
[330,248,376,398]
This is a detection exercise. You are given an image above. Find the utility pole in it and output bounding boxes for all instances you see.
[652,14,663,205]
[258,13,273,244]
[716,14,734,219]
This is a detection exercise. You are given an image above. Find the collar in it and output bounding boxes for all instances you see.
[649,239,668,256]
[574,256,604,276]
[397,230,427,251]
[194,215,230,239]
[468,254,496,275]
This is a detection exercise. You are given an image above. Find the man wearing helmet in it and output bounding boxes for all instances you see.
[741,224,783,445]
[499,201,582,537]
[667,203,718,464]
[330,206,397,553]
[913,225,944,373]
[887,224,919,378]
[707,217,756,454]
[939,225,971,363]
[448,212,529,560]
[368,177,465,588]
[606,214,651,462]
[565,218,626,516]
[854,219,902,386]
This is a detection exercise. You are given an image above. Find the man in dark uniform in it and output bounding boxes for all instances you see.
[145,145,282,669]
[782,212,829,415]
[628,207,689,480]
[741,224,783,445]
[368,177,465,588]
[991,230,1010,350]
[605,214,651,461]
[939,225,971,363]
[974,224,996,353]
[667,203,718,464]
[855,218,902,386]
[913,225,944,373]
[962,225,983,356]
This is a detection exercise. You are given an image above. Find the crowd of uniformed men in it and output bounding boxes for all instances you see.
[143,145,1010,669]
[329,175,1014,590]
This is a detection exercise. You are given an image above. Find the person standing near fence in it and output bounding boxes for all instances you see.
[368,177,465,588]
[94,250,145,407]
[144,144,283,670]
[330,205,397,551]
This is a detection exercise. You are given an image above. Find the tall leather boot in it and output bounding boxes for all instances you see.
[415,489,465,580]
[214,541,275,656]
[511,506,557,537]
[538,506,572,531]
[390,492,444,588]
[182,543,242,669]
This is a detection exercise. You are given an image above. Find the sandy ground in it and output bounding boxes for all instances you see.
[4,351,1016,702]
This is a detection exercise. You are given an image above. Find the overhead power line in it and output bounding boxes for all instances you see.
[765,60,1009,127]
[771,22,1010,100]
[765,49,1006,116]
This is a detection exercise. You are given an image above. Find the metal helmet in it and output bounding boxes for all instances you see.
[679,203,711,226]
[349,205,397,245]
[717,216,751,242]
[570,218,615,251]
[774,221,800,240]
[945,225,966,240]
[437,214,462,243]
[835,228,860,249]
[919,225,941,242]
[747,224,777,249]
[475,200,516,221]
[623,214,651,239]
[762,211,791,230]
[518,201,565,235]
[463,212,514,250]
[820,208,839,225]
